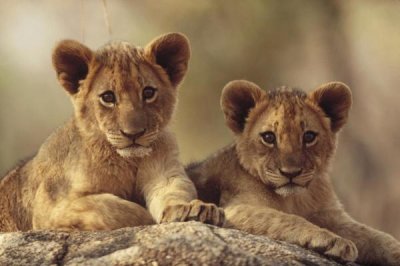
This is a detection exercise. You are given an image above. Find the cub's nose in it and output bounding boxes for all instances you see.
[279,167,303,179]
[120,128,146,140]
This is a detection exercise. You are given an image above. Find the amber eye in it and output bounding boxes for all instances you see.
[142,86,157,101]
[303,131,318,144]
[260,131,276,145]
[100,91,116,104]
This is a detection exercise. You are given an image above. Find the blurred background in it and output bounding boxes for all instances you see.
[0,1,399,237]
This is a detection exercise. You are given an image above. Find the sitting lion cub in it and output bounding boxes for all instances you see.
[0,33,224,232]
[187,80,400,265]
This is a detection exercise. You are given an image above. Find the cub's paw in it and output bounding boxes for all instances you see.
[51,216,111,231]
[187,199,225,226]
[160,199,225,226]
[307,230,358,262]
[323,236,358,262]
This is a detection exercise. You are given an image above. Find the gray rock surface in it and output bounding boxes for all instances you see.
[0,221,357,266]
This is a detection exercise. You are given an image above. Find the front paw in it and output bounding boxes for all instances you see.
[306,230,358,262]
[160,200,225,226]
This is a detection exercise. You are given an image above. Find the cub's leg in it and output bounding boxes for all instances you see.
[310,209,400,265]
[34,193,154,231]
[139,147,225,227]
[224,202,358,262]
[144,176,225,226]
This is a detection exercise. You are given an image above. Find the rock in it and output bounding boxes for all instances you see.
[0,221,357,266]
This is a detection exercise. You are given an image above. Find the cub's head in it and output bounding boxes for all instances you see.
[52,33,190,158]
[221,80,351,197]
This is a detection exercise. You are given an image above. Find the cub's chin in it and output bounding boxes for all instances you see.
[274,184,307,197]
[116,145,153,158]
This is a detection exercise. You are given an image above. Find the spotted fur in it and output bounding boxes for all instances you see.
[0,33,224,232]
[187,80,400,265]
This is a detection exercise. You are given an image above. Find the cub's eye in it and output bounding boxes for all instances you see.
[303,131,318,145]
[142,86,157,101]
[260,131,276,145]
[100,91,116,104]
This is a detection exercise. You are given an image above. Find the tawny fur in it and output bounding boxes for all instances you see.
[186,80,400,265]
[0,33,224,232]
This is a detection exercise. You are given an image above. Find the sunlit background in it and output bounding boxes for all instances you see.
[0,1,399,237]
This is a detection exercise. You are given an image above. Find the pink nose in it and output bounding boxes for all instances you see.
[120,128,146,140]
[279,167,303,179]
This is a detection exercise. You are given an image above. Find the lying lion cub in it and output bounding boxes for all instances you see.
[187,80,400,265]
[0,33,224,232]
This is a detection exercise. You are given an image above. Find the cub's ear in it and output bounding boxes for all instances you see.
[145,32,190,87]
[52,40,93,95]
[221,80,265,134]
[310,82,352,133]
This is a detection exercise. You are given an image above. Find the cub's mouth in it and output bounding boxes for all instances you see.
[115,135,158,158]
[261,169,315,197]
[123,142,145,149]
[274,183,307,197]
[116,144,153,158]
[106,130,159,158]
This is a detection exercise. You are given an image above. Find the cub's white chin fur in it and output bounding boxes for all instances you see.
[116,146,153,158]
[275,185,306,197]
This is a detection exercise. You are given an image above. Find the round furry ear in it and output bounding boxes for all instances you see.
[145,32,190,87]
[221,80,264,134]
[310,82,352,133]
[52,40,93,95]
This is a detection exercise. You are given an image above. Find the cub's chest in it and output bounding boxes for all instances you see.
[278,193,323,218]
[79,159,140,200]
[253,186,321,217]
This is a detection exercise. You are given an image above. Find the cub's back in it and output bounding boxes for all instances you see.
[186,144,242,205]
[0,119,78,231]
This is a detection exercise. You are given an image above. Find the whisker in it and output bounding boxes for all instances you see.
[136,130,159,145]
[107,137,124,141]
[139,134,156,141]
[265,171,282,178]
[142,131,158,138]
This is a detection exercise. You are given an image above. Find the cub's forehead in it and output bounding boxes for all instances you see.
[267,87,307,105]
[253,87,321,131]
[90,41,164,91]
[265,87,309,114]
[94,41,145,70]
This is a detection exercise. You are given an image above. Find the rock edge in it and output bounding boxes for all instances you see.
[0,221,358,266]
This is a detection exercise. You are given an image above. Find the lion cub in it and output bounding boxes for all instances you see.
[187,80,400,265]
[0,33,224,232]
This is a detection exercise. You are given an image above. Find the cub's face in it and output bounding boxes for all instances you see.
[221,80,351,197]
[52,33,190,158]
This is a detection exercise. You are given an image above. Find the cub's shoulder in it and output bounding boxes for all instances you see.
[35,119,80,160]
[150,129,179,151]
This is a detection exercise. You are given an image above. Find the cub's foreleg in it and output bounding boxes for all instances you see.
[34,193,154,231]
[138,138,224,226]
[224,202,358,262]
[310,209,400,265]
[143,171,224,226]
